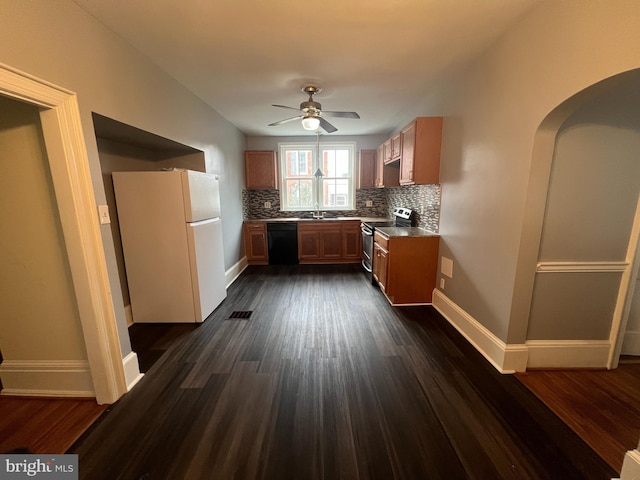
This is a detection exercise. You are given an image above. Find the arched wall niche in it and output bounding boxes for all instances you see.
[511,68,640,370]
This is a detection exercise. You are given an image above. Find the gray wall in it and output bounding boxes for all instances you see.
[0,0,246,357]
[416,0,640,344]
[527,76,640,340]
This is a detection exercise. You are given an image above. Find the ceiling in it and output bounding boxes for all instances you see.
[74,0,541,137]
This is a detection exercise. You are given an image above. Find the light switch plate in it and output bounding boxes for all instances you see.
[98,205,111,224]
[365,200,373,207]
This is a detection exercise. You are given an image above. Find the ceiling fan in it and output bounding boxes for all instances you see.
[268,85,360,133]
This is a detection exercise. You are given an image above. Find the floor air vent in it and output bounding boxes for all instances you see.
[229,311,253,319]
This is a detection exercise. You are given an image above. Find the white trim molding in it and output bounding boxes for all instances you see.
[432,290,528,373]
[525,340,611,369]
[123,352,144,391]
[619,448,640,480]
[0,360,95,397]
[226,256,248,288]
[536,261,628,273]
[0,62,128,404]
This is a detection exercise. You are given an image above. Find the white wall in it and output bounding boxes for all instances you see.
[422,0,640,345]
[0,0,246,357]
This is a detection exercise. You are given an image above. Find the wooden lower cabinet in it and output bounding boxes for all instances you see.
[342,222,362,260]
[243,222,268,265]
[373,231,439,305]
[372,242,389,292]
[298,221,361,264]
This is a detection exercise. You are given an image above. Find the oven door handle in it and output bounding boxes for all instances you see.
[361,225,373,236]
[361,259,372,273]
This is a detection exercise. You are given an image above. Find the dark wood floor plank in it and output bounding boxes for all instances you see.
[71,265,617,479]
[516,366,640,472]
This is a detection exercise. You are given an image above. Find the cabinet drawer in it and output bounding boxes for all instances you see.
[244,222,266,231]
[374,231,389,250]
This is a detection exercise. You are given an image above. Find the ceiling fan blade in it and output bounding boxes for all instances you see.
[272,104,301,112]
[318,117,338,133]
[321,110,360,119]
[268,115,303,126]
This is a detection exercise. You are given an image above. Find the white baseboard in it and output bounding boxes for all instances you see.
[525,340,611,369]
[619,449,640,480]
[226,256,248,288]
[621,330,640,356]
[432,290,528,373]
[123,351,144,391]
[0,360,95,397]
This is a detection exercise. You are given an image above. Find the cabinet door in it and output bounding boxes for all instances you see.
[245,150,277,189]
[358,149,376,189]
[244,223,268,264]
[342,223,362,260]
[298,229,320,260]
[391,134,401,161]
[373,243,389,291]
[375,144,384,188]
[320,229,343,259]
[383,139,392,164]
[400,121,416,184]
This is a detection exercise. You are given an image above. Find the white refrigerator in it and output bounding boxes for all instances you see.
[112,169,227,323]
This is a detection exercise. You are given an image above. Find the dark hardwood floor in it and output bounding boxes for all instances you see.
[516,363,640,472]
[71,265,616,479]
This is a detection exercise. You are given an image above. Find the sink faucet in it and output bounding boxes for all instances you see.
[312,203,324,219]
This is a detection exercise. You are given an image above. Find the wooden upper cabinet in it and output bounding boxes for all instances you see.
[358,149,376,189]
[245,150,277,189]
[375,143,400,188]
[382,139,392,164]
[375,144,385,188]
[399,117,442,185]
[390,134,401,161]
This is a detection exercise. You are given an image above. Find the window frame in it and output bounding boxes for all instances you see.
[278,141,356,212]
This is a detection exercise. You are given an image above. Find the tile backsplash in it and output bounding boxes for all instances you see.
[243,184,440,232]
[386,184,441,233]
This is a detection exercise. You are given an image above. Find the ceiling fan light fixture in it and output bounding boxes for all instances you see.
[301,116,320,131]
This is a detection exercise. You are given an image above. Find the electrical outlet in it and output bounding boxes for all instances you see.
[440,278,445,289]
[365,200,373,207]
[441,257,454,278]
[264,201,271,209]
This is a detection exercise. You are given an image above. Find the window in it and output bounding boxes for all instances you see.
[279,142,355,211]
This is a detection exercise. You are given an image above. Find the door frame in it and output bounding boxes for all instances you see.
[0,62,127,404]
[609,194,640,368]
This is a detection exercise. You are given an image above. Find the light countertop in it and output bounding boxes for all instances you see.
[375,226,439,238]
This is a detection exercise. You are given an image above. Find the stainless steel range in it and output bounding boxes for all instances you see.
[361,207,415,283]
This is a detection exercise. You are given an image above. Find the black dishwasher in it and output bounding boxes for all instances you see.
[267,222,298,265]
